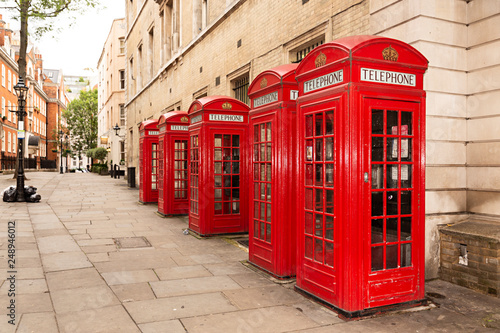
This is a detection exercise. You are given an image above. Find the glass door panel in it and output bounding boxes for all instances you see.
[214,134,241,215]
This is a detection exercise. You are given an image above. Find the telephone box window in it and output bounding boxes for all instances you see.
[151,143,158,190]
[214,134,241,215]
[253,122,272,242]
[190,135,199,214]
[174,140,188,199]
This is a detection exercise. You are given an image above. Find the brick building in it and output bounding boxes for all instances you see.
[123,0,500,280]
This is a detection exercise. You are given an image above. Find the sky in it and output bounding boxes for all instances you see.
[3,1,126,77]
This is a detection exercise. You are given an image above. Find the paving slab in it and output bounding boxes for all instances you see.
[101,269,159,285]
[51,285,120,313]
[16,312,58,333]
[46,267,106,291]
[223,285,305,310]
[124,292,238,323]
[111,282,156,302]
[181,305,320,333]
[37,235,81,254]
[138,320,186,333]
[150,275,242,297]
[154,265,212,281]
[57,305,140,333]
[41,251,93,272]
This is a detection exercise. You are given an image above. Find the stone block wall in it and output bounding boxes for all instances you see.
[439,220,500,297]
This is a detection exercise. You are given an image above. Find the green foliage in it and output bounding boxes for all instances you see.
[64,89,98,160]
[93,147,108,163]
[91,163,108,174]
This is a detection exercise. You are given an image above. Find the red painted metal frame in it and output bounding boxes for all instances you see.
[139,120,160,204]
[188,96,250,236]
[157,111,190,216]
[247,64,299,278]
[294,35,428,317]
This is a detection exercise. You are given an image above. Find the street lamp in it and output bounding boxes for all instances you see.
[113,123,120,136]
[59,129,64,174]
[13,78,29,202]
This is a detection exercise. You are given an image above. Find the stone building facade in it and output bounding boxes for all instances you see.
[98,18,127,169]
[124,0,500,279]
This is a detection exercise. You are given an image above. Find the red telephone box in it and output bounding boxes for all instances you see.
[247,64,299,278]
[157,112,190,216]
[188,96,250,236]
[139,120,160,204]
[294,35,428,318]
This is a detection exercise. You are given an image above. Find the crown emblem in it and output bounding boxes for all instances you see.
[222,102,232,110]
[260,78,267,88]
[180,116,189,123]
[193,105,198,111]
[315,52,327,68]
[382,46,398,61]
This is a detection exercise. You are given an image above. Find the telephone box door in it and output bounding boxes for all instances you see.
[364,98,424,308]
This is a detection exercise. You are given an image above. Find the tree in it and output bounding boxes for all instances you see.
[63,89,98,165]
[3,0,100,179]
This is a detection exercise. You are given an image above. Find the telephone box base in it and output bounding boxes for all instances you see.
[138,200,158,205]
[188,229,248,238]
[156,211,188,218]
[294,286,428,321]
[247,261,295,280]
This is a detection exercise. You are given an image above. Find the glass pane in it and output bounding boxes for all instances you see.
[325,164,334,187]
[220,162,229,174]
[372,109,384,134]
[306,164,313,186]
[232,162,240,174]
[401,165,412,188]
[260,124,266,142]
[371,164,383,189]
[371,246,384,271]
[223,135,231,147]
[215,135,222,147]
[266,223,271,242]
[232,135,240,147]
[387,218,398,242]
[215,162,222,174]
[266,183,271,201]
[386,244,398,269]
[387,110,398,135]
[387,138,398,161]
[305,188,313,210]
[232,202,240,214]
[266,204,271,222]
[387,165,398,189]
[254,125,259,142]
[254,220,259,239]
[401,111,412,135]
[371,192,383,216]
[315,139,323,161]
[401,191,412,215]
[325,190,333,214]
[266,164,271,181]
[266,122,272,141]
[232,189,240,200]
[325,242,334,267]
[306,139,313,161]
[325,215,334,240]
[224,175,231,187]
[215,176,222,187]
[215,148,222,160]
[260,221,265,240]
[261,164,266,181]
[305,212,313,234]
[224,148,232,160]
[232,175,240,188]
[372,137,384,162]
[215,202,222,214]
[325,110,334,135]
[233,148,240,160]
[266,143,272,162]
[305,236,313,259]
[325,137,333,161]
[401,217,412,240]
[260,183,265,200]
[371,219,383,244]
[401,138,412,162]
[253,183,259,200]
[254,202,259,219]
[223,189,231,201]
[401,243,412,267]
[315,214,323,237]
[387,191,398,215]
[315,189,323,212]
[261,144,265,162]
[214,189,222,200]
[315,164,323,186]
[254,145,259,161]
[315,113,323,136]
[260,203,265,220]
[305,115,313,137]
[254,164,259,180]
[314,239,323,263]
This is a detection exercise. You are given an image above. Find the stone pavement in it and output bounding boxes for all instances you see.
[0,172,498,333]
